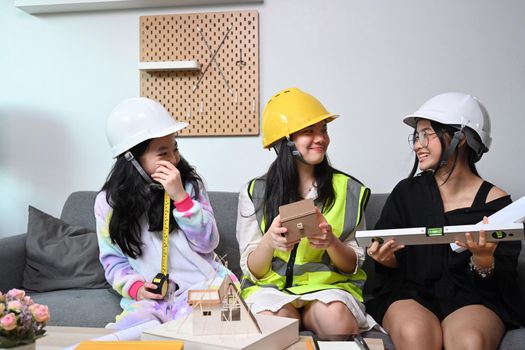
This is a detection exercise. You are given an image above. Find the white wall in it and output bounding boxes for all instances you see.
[1,0,524,237]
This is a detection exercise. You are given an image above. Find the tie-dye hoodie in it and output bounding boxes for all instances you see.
[95,183,236,326]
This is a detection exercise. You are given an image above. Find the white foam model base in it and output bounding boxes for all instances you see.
[141,314,299,350]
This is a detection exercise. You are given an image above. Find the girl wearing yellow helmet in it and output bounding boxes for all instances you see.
[236,88,377,338]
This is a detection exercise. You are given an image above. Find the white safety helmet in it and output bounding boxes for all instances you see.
[106,97,187,158]
[403,92,491,161]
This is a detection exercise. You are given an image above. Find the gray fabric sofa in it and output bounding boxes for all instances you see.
[1,191,523,349]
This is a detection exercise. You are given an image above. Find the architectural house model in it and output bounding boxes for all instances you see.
[141,275,299,349]
[187,275,261,335]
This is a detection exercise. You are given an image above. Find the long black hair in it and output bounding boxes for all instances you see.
[261,138,339,227]
[408,120,480,181]
[101,138,202,259]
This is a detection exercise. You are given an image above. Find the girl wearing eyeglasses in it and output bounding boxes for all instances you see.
[366,93,524,350]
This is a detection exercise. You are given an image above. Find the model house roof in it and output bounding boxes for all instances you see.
[188,290,221,305]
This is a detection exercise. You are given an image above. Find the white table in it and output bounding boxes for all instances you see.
[36,326,114,350]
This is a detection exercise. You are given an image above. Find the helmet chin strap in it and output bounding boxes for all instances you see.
[124,151,164,190]
[286,138,307,164]
[439,129,465,167]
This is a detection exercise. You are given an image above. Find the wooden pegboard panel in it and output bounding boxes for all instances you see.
[140,11,259,136]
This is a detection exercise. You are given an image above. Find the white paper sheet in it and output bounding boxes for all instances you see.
[317,341,362,350]
[485,195,525,224]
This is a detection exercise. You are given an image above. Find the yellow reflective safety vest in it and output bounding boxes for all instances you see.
[241,172,370,302]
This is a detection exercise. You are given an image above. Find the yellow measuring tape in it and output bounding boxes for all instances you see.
[161,191,170,276]
[150,191,170,297]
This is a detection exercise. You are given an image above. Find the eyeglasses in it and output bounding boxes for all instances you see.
[408,130,436,149]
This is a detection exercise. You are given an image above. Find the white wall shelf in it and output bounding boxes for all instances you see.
[138,60,201,72]
[14,0,263,15]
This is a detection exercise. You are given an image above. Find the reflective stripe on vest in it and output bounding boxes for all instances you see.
[242,173,370,301]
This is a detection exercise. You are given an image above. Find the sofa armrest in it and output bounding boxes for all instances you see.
[0,233,26,291]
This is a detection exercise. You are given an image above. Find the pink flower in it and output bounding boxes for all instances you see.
[0,313,17,331]
[23,296,33,306]
[6,289,25,301]
[7,300,23,313]
[0,289,49,347]
[30,304,50,323]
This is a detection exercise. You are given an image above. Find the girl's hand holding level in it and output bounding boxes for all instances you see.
[136,282,165,301]
[367,239,404,268]
[151,160,186,202]
[264,215,299,252]
[455,216,497,268]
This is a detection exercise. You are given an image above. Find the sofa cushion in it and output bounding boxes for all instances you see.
[499,328,525,350]
[31,288,122,327]
[60,191,98,231]
[23,206,108,292]
[208,191,242,279]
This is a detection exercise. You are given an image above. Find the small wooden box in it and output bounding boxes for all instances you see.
[279,199,321,241]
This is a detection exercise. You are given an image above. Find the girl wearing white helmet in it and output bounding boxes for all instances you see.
[237,88,379,338]
[95,97,237,329]
[366,93,524,349]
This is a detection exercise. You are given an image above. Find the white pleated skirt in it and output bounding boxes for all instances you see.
[244,287,382,332]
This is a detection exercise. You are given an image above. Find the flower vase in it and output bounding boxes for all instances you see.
[0,342,35,350]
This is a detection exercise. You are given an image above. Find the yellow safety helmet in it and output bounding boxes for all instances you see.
[261,88,338,149]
